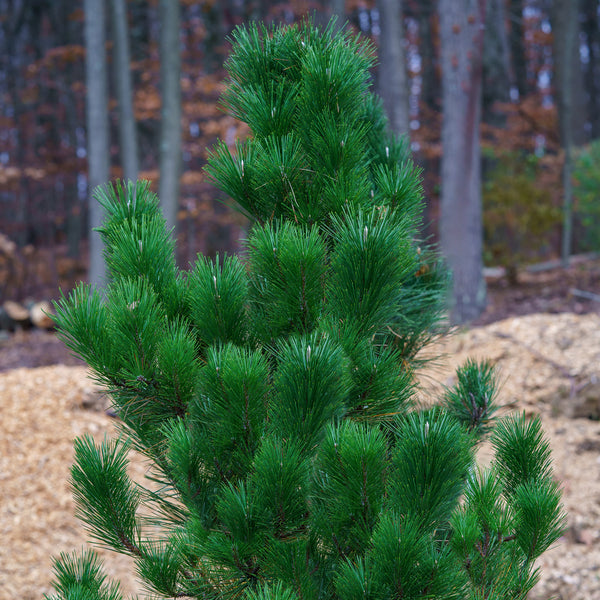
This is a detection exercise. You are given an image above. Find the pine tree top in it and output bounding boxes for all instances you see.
[206,19,423,230]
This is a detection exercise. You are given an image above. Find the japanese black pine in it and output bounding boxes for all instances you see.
[48,20,564,600]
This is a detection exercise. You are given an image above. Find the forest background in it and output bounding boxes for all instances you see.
[1,0,599,323]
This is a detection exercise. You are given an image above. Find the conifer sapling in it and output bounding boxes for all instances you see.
[48,20,565,600]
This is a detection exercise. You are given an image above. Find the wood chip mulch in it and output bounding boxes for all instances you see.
[3,312,600,599]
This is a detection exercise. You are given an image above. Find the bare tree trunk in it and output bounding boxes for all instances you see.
[158,0,182,235]
[567,1,587,147]
[439,0,487,324]
[129,0,151,62]
[247,0,266,22]
[330,0,346,27]
[85,0,109,287]
[508,0,528,98]
[551,0,577,267]
[201,1,225,73]
[376,0,409,137]
[582,0,600,139]
[110,0,139,182]
[417,2,440,112]
[483,0,511,128]
[2,2,28,249]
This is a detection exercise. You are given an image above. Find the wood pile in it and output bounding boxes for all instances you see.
[0,299,54,332]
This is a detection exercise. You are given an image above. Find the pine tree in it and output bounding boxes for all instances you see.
[48,20,564,600]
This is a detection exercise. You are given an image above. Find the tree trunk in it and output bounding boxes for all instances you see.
[551,0,578,266]
[158,0,182,235]
[417,2,440,112]
[110,0,139,182]
[508,0,528,98]
[84,0,109,287]
[247,0,266,22]
[439,0,487,324]
[483,0,511,128]
[565,0,587,147]
[3,2,29,248]
[582,0,600,139]
[129,0,150,62]
[201,1,225,73]
[330,0,346,28]
[376,0,409,137]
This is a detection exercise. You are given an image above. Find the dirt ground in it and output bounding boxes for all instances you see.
[2,258,600,600]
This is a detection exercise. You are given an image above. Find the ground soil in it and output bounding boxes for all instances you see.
[2,257,600,599]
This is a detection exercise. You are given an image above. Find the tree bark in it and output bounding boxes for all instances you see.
[247,0,266,22]
[110,0,139,182]
[439,0,487,324]
[129,0,150,62]
[551,0,578,266]
[508,0,528,98]
[158,0,182,235]
[2,1,29,248]
[376,0,409,137]
[85,0,109,287]
[200,1,225,73]
[582,0,600,139]
[330,0,346,28]
[483,0,511,127]
[417,2,440,112]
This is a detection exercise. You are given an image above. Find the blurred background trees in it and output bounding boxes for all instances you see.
[439,0,487,323]
[0,0,598,322]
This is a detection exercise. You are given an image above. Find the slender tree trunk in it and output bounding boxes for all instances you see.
[551,0,577,266]
[417,2,440,112]
[52,0,84,259]
[483,0,511,128]
[330,0,346,28]
[84,0,109,286]
[201,1,225,73]
[247,0,266,22]
[158,0,182,235]
[439,0,487,324]
[508,0,528,98]
[567,1,587,147]
[3,4,29,248]
[129,0,150,63]
[110,0,139,182]
[582,0,600,139]
[377,0,409,137]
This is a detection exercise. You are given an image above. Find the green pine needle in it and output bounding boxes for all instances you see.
[312,421,388,558]
[45,549,123,600]
[491,413,554,498]
[250,436,310,538]
[271,332,350,448]
[188,253,249,348]
[70,435,141,556]
[513,478,566,561]
[444,359,500,438]
[389,409,475,528]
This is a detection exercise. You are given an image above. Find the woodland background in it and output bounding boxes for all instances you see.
[3,5,600,597]
[0,0,599,319]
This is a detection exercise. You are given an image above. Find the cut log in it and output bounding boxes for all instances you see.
[29,300,54,329]
[3,300,29,321]
[0,233,16,256]
[1,300,31,330]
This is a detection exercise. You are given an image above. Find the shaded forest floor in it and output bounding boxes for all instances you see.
[474,254,600,326]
